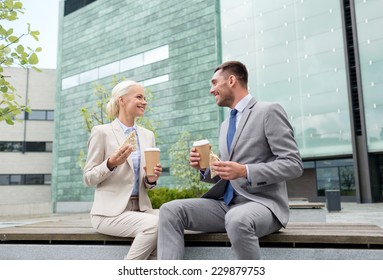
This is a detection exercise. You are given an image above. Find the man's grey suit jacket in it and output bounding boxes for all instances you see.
[202,98,303,227]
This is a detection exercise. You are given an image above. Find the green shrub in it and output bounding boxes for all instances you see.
[148,186,209,209]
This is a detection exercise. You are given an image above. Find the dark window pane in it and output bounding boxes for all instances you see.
[25,142,46,152]
[25,174,44,185]
[303,161,315,169]
[339,166,356,196]
[316,167,340,196]
[65,0,97,16]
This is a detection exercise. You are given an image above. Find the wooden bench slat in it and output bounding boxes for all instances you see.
[1,216,383,246]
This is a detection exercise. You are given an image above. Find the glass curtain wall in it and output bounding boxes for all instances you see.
[220,0,353,158]
[354,0,383,152]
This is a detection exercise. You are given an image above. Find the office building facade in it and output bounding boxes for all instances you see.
[0,67,56,215]
[53,0,382,212]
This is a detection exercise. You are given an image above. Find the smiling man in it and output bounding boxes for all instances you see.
[157,61,303,260]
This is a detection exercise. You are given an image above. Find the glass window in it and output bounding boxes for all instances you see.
[64,0,97,16]
[10,175,23,185]
[378,155,383,199]
[0,142,22,152]
[44,174,52,185]
[315,158,355,196]
[62,74,80,90]
[220,0,352,158]
[26,110,46,120]
[339,166,356,196]
[143,75,169,87]
[79,68,98,84]
[120,53,144,72]
[98,61,119,79]
[303,161,315,169]
[46,142,53,152]
[144,45,169,65]
[47,111,54,120]
[355,0,383,152]
[316,167,339,196]
[25,174,44,185]
[26,142,46,152]
[0,175,9,185]
[0,174,52,185]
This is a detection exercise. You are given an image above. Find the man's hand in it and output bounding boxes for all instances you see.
[211,160,247,180]
[189,147,203,170]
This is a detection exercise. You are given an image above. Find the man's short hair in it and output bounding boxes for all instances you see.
[214,61,248,87]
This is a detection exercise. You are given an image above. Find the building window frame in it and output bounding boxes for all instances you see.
[0,174,52,185]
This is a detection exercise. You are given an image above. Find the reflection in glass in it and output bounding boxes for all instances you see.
[315,158,355,196]
[354,0,383,152]
[220,0,352,158]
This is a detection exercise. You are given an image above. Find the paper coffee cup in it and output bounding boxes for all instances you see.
[144,148,160,176]
[193,139,210,169]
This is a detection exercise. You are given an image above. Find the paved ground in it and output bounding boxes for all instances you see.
[290,202,383,228]
[326,202,383,227]
[1,202,383,228]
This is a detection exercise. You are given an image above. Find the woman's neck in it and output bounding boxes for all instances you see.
[118,114,135,127]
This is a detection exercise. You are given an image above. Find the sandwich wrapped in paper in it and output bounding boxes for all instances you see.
[209,151,221,178]
[119,130,137,151]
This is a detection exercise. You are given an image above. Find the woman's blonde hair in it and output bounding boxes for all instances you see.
[106,80,142,118]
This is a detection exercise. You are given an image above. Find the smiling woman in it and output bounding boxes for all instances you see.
[82,80,163,260]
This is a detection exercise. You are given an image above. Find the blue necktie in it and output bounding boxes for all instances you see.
[223,109,238,205]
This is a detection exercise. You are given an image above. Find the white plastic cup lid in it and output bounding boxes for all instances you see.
[144,147,160,152]
[193,139,209,146]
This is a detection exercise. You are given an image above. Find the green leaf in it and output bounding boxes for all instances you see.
[28,53,39,65]
[30,30,40,41]
[32,66,42,72]
[5,118,14,125]
[16,45,24,54]
[8,35,19,43]
[14,1,23,9]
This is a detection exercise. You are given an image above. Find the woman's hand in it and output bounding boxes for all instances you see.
[144,164,163,183]
[107,145,134,170]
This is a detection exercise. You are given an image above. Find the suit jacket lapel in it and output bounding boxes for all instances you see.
[111,119,125,145]
[229,98,257,160]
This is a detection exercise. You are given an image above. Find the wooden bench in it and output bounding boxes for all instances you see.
[1,214,383,249]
